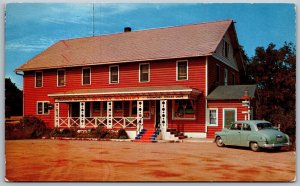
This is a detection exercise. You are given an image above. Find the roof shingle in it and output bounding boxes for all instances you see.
[207,85,257,100]
[16,20,233,71]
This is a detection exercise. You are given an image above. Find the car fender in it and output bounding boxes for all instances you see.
[247,133,266,146]
[215,132,228,144]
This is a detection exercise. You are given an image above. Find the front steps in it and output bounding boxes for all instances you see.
[167,128,188,139]
[132,129,161,143]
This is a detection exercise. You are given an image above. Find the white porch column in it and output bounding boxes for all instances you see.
[54,102,59,127]
[80,102,85,128]
[160,100,167,132]
[137,100,143,132]
[107,101,113,129]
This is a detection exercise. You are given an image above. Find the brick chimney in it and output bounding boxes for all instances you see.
[124,27,132,32]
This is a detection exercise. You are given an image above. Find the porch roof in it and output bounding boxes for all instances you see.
[207,85,257,100]
[48,85,201,98]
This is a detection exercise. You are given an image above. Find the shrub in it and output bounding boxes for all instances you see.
[19,115,47,138]
[5,115,47,139]
[118,129,129,139]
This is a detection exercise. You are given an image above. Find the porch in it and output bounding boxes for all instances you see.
[49,85,202,137]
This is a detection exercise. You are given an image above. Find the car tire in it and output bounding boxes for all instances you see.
[216,136,225,147]
[274,147,281,151]
[250,142,261,152]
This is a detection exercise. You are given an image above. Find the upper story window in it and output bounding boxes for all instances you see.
[109,65,119,84]
[139,63,150,82]
[177,60,188,80]
[216,64,220,82]
[224,69,228,86]
[222,40,230,58]
[82,67,91,85]
[37,101,49,115]
[57,69,66,87]
[232,73,235,85]
[35,71,43,88]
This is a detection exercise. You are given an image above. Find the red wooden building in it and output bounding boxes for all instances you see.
[16,20,256,139]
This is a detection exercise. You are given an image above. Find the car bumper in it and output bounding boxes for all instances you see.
[262,142,291,148]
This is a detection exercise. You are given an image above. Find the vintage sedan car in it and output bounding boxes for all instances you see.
[215,120,291,152]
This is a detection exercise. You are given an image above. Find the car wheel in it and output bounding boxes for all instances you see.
[274,147,281,151]
[216,136,225,147]
[250,142,261,152]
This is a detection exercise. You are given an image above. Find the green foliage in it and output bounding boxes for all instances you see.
[243,42,296,148]
[5,78,23,117]
[6,115,47,139]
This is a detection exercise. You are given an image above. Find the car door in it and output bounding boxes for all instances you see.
[240,123,252,147]
[227,123,242,145]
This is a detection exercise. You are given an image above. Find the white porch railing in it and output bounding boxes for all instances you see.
[57,117,137,129]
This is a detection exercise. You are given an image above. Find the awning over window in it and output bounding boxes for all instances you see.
[48,85,202,102]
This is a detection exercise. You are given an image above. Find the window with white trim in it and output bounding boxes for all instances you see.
[208,109,218,125]
[232,73,235,85]
[82,67,91,85]
[37,101,49,115]
[222,40,229,58]
[224,69,228,85]
[177,61,188,80]
[110,65,119,84]
[57,69,66,86]
[173,100,195,119]
[139,63,150,82]
[35,71,43,88]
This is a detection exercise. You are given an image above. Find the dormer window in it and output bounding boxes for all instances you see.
[222,40,229,58]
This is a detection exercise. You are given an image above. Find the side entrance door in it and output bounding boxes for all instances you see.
[223,109,236,129]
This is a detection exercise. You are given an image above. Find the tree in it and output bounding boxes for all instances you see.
[244,42,296,145]
[5,78,23,117]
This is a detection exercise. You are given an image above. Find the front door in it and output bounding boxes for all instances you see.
[223,109,236,129]
[155,100,160,129]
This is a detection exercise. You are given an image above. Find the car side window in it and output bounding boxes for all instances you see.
[243,123,251,131]
[230,123,242,130]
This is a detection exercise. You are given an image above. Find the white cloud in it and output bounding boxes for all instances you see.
[6,37,57,52]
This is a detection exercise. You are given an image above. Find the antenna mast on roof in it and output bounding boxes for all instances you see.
[92,3,95,36]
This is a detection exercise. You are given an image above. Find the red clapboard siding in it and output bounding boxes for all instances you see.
[207,56,240,94]
[23,57,207,131]
[206,100,245,138]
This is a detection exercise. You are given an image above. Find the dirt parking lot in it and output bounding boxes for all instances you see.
[5,140,296,182]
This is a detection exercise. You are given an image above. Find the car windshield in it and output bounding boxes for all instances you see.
[256,123,273,130]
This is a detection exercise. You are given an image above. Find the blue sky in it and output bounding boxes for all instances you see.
[5,3,296,89]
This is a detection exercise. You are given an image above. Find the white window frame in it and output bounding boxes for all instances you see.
[222,108,237,128]
[139,63,150,83]
[109,65,119,84]
[37,101,50,115]
[176,60,188,81]
[57,69,66,87]
[208,108,218,126]
[224,68,228,86]
[82,67,91,85]
[222,39,230,58]
[172,100,196,120]
[232,73,235,85]
[35,71,43,88]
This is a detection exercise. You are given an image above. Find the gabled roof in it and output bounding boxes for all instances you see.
[207,85,257,100]
[16,20,235,72]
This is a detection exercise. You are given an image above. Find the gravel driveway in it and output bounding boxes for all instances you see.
[5,140,296,182]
